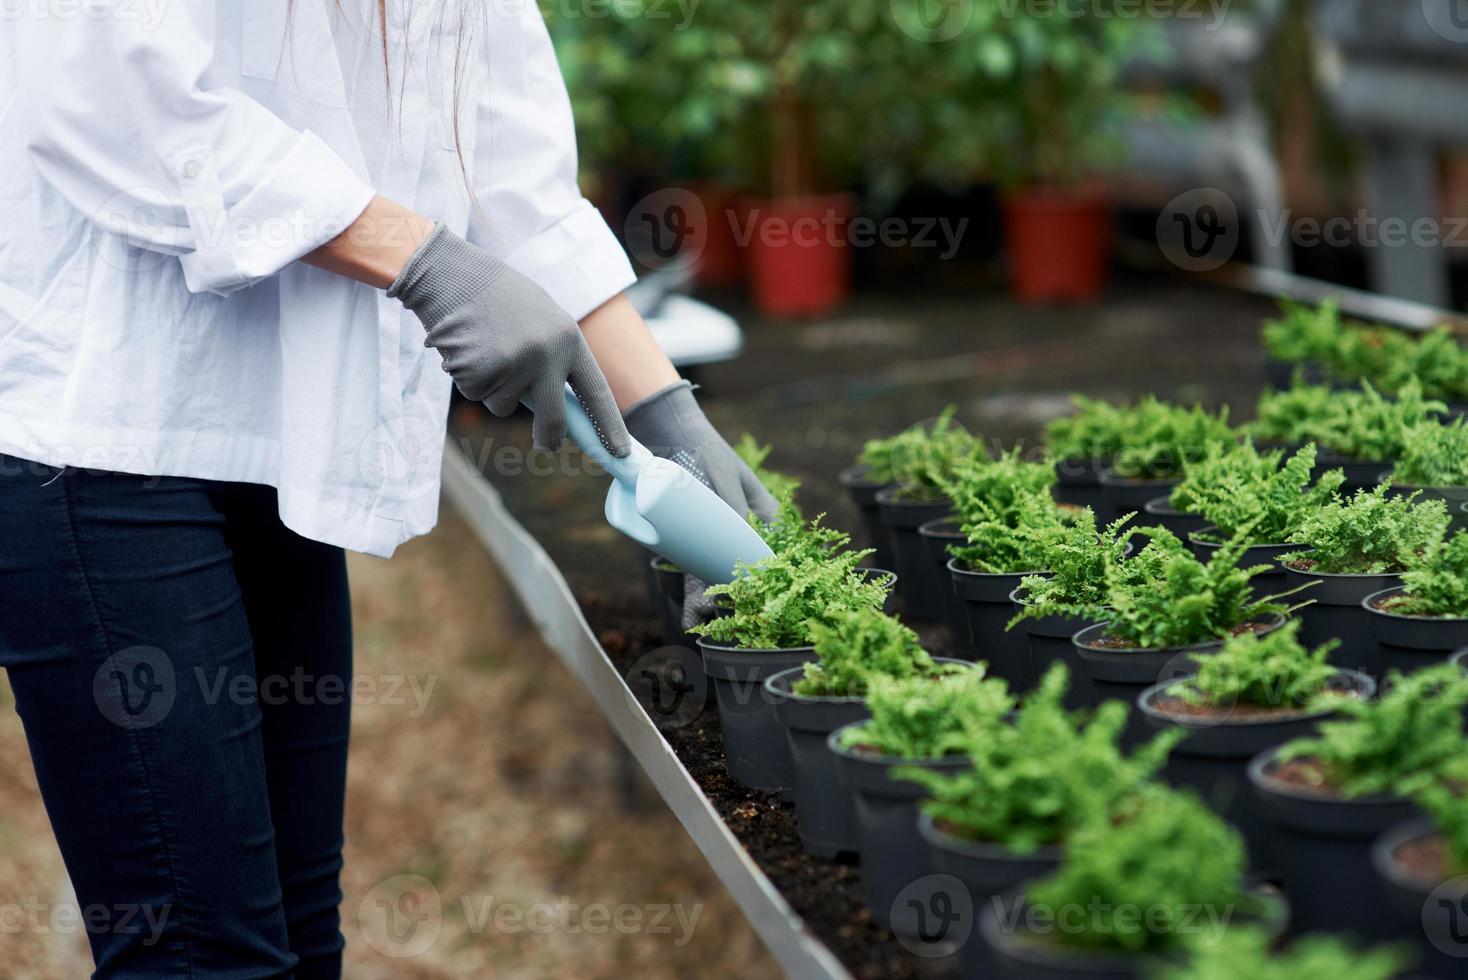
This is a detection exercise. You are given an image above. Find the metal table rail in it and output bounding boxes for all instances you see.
[440,444,852,980]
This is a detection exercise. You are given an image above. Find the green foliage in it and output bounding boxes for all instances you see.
[1171,442,1343,544]
[901,665,1180,853]
[1011,509,1135,617]
[1414,779,1468,875]
[1249,378,1445,462]
[1393,530,1468,618]
[1181,621,1339,711]
[857,407,982,500]
[1394,418,1468,487]
[948,487,1069,575]
[734,435,800,508]
[1278,663,1468,797]
[792,607,939,698]
[1026,527,1286,650]
[942,447,1057,524]
[1042,395,1130,461]
[837,668,1014,759]
[1281,485,1449,575]
[1157,927,1411,980]
[755,506,849,560]
[1262,299,1468,401]
[1107,399,1237,481]
[1025,788,1248,954]
[691,519,885,648]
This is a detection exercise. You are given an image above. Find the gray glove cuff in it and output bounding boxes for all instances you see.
[388,222,509,326]
[623,381,719,458]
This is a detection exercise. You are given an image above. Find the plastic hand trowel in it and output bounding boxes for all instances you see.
[550,385,773,585]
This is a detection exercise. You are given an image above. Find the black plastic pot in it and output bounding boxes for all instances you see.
[920,517,970,652]
[950,559,1042,686]
[1281,557,1398,679]
[765,657,969,860]
[1054,457,1109,513]
[979,885,1287,980]
[698,641,816,793]
[1141,496,1207,539]
[1188,527,1297,599]
[1098,468,1179,523]
[1248,747,1419,939]
[860,567,901,617]
[876,487,953,621]
[1382,476,1468,533]
[919,814,1062,980]
[1072,615,1288,744]
[829,726,971,937]
[1363,586,1468,676]
[1316,451,1392,494]
[648,554,700,648]
[1137,670,1375,872]
[840,463,895,569]
[1372,818,1468,977]
[1009,587,1101,709]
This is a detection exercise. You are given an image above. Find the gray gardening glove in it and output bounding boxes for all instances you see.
[389,223,630,456]
[624,381,779,630]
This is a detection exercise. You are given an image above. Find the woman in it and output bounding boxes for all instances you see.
[0,4,773,977]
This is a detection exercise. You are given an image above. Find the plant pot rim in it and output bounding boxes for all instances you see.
[1245,746,1403,806]
[916,811,1064,863]
[1380,473,1468,493]
[1187,525,1299,551]
[1142,496,1194,517]
[1072,613,1286,656]
[1136,669,1375,730]
[947,556,1046,580]
[1371,817,1463,896]
[763,665,867,706]
[918,516,965,537]
[1278,555,1408,579]
[874,484,950,507]
[1097,468,1181,487]
[649,555,681,573]
[1361,585,1468,624]
[825,720,972,768]
[696,639,817,656]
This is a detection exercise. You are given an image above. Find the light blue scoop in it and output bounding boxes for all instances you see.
[553,385,774,585]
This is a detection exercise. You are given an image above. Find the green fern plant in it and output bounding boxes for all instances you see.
[1249,378,1445,463]
[1042,395,1130,461]
[941,448,1057,525]
[1010,509,1136,620]
[1393,418,1468,487]
[948,487,1070,575]
[1159,927,1411,980]
[1390,530,1468,617]
[1414,778,1468,876]
[857,406,982,500]
[1107,398,1236,481]
[1277,663,1468,797]
[1281,485,1449,575]
[1179,620,1340,711]
[792,607,944,698]
[836,668,1014,759]
[899,664,1180,853]
[1171,442,1344,544]
[734,434,801,508]
[1261,298,1348,367]
[1022,787,1250,954]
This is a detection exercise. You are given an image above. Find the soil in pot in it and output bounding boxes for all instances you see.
[829,725,971,939]
[1072,615,1287,746]
[950,559,1042,688]
[1248,748,1420,939]
[1001,186,1111,304]
[876,487,953,622]
[1141,496,1207,539]
[1364,586,1468,676]
[1372,818,1468,977]
[1188,527,1297,601]
[920,517,971,654]
[1137,670,1375,873]
[1053,457,1109,513]
[698,640,817,793]
[1097,469,1179,524]
[1281,557,1397,679]
[839,463,895,569]
[1009,588,1100,709]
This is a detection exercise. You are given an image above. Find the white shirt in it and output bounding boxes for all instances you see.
[0,1,635,556]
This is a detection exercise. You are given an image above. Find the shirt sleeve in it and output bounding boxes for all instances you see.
[465,4,636,320]
[12,2,374,297]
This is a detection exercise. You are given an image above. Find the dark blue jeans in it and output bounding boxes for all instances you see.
[0,455,352,979]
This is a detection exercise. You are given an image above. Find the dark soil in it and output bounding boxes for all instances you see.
[1264,756,1342,795]
[1085,619,1276,651]
[1394,833,1450,884]
[1152,692,1317,722]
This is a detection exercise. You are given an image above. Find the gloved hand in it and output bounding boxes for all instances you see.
[624,381,779,630]
[389,223,630,456]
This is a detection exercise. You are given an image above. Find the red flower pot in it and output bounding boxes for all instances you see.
[745,193,854,318]
[1001,186,1112,304]
[687,182,744,288]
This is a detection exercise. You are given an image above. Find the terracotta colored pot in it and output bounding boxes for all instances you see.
[1001,186,1112,304]
[746,193,855,317]
[686,181,744,288]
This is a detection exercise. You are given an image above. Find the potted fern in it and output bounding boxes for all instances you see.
[1281,486,1450,677]
[1137,621,1375,870]
[1008,509,1135,707]
[1248,663,1468,938]
[1363,530,1468,673]
[1373,780,1468,977]
[1098,400,1236,521]
[845,434,900,571]
[690,515,889,793]
[869,408,982,621]
[1387,418,1468,532]
[907,665,1180,979]
[1043,396,1128,512]
[764,608,964,858]
[981,787,1286,978]
[1174,443,1344,597]
[828,669,1013,938]
[1157,925,1410,980]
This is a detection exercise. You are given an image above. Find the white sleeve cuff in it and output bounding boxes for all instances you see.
[177,131,375,297]
[495,201,637,320]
